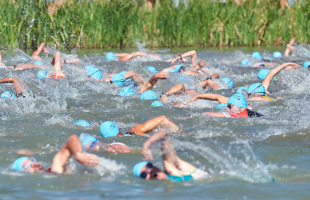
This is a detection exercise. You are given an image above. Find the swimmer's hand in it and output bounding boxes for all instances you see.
[42,47,49,53]
[155,71,169,79]
[75,152,100,166]
[286,63,299,69]
[207,79,220,90]
[142,144,153,161]
[186,95,199,104]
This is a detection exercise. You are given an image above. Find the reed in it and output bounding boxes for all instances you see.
[0,0,307,49]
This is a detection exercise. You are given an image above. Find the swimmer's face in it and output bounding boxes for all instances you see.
[22,158,44,173]
[140,164,167,180]
[227,103,240,112]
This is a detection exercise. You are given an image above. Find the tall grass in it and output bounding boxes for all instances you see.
[0,0,307,49]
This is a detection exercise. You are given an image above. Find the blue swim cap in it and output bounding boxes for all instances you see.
[85,65,95,71]
[252,52,262,60]
[100,121,119,138]
[106,52,116,61]
[228,94,247,108]
[146,66,158,73]
[119,87,135,96]
[240,59,253,66]
[236,87,249,94]
[303,61,310,69]
[140,90,158,100]
[133,161,148,177]
[248,83,266,95]
[88,68,102,79]
[214,103,227,109]
[12,157,28,171]
[37,70,49,79]
[1,91,16,98]
[273,51,283,58]
[34,61,43,65]
[222,78,233,88]
[73,119,91,127]
[152,100,163,107]
[168,69,177,73]
[79,133,98,148]
[175,65,185,72]
[258,69,270,79]
[111,74,126,87]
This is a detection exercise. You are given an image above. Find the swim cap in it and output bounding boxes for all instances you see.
[140,90,158,100]
[240,59,253,67]
[133,161,148,177]
[124,81,138,87]
[152,100,163,107]
[85,65,95,71]
[100,121,119,137]
[258,69,270,79]
[214,103,227,109]
[1,91,16,98]
[248,83,266,95]
[12,157,28,171]
[37,70,49,79]
[106,52,116,61]
[252,52,262,60]
[73,119,91,127]
[175,65,185,72]
[146,66,157,73]
[222,78,233,88]
[168,69,177,73]
[88,68,102,79]
[236,87,249,94]
[111,74,126,87]
[79,133,98,148]
[119,87,135,96]
[227,94,247,108]
[34,61,43,65]
[119,71,127,76]
[273,51,283,58]
[303,61,310,69]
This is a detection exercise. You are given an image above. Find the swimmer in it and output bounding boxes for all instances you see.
[133,129,208,181]
[0,76,25,98]
[79,133,135,153]
[11,134,99,174]
[100,115,182,137]
[106,52,154,62]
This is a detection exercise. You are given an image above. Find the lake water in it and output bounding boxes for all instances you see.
[1,45,310,199]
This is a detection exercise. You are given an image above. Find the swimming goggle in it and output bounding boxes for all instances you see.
[89,140,99,148]
[227,103,232,109]
[22,157,36,172]
[140,162,153,179]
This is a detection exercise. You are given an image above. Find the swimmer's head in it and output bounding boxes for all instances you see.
[227,94,247,108]
[85,65,95,71]
[236,87,249,94]
[37,70,49,79]
[222,78,233,88]
[88,68,102,79]
[1,91,16,98]
[73,119,91,127]
[140,90,158,100]
[175,65,186,72]
[119,87,135,96]
[273,51,283,58]
[79,133,99,148]
[133,161,166,180]
[252,52,262,60]
[146,66,158,73]
[12,157,43,173]
[303,61,310,69]
[34,61,43,65]
[214,103,227,109]
[106,52,116,61]
[152,100,163,107]
[111,74,126,87]
[240,59,253,67]
[248,83,266,96]
[100,121,120,137]
[258,69,270,79]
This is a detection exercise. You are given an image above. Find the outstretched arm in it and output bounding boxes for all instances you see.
[185,93,229,105]
[123,71,146,86]
[142,129,196,175]
[50,134,99,174]
[128,115,181,136]
[0,77,24,95]
[31,42,45,61]
[140,71,169,93]
[168,50,198,65]
[262,62,299,91]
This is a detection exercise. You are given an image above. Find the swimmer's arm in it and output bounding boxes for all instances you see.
[186,93,228,104]
[61,58,80,64]
[202,112,226,117]
[0,149,35,155]
[247,96,268,101]
[140,72,169,93]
